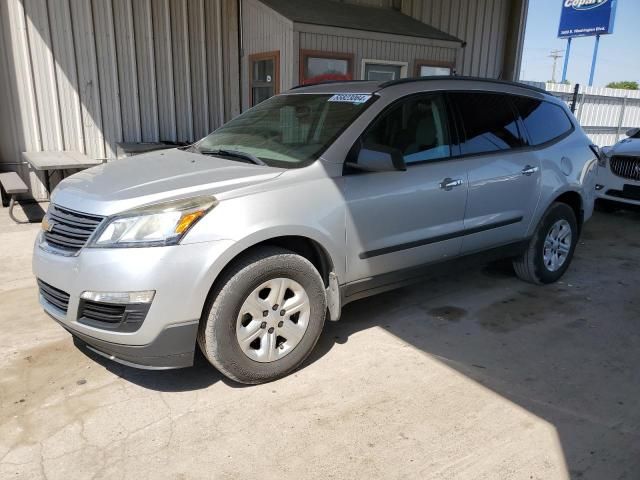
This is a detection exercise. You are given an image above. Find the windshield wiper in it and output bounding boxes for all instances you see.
[198,148,266,166]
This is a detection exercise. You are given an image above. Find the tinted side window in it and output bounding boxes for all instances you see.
[362,94,452,164]
[512,97,573,146]
[451,92,525,155]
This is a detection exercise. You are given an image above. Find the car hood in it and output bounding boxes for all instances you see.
[609,138,640,156]
[51,149,285,216]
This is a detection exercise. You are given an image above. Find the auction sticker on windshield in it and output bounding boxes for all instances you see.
[328,94,372,104]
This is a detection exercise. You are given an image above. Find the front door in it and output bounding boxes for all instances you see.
[448,92,542,254]
[343,93,468,285]
[249,51,280,107]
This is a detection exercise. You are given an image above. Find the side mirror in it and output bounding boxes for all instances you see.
[346,144,406,172]
[625,128,640,138]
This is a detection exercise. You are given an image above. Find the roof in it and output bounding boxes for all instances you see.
[290,80,381,94]
[288,77,552,97]
[260,0,464,44]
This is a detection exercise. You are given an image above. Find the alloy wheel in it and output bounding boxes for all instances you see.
[543,219,572,272]
[235,278,311,362]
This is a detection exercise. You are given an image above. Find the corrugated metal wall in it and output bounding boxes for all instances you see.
[400,0,512,78]
[0,0,526,200]
[0,0,238,199]
[297,28,457,81]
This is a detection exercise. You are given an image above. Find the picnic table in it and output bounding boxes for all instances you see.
[22,151,102,194]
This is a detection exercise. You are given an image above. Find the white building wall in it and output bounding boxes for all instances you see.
[296,26,458,82]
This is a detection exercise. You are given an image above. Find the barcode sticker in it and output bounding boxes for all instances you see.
[328,94,372,104]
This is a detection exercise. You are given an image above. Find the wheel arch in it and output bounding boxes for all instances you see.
[199,231,339,324]
[245,235,335,288]
[553,190,584,232]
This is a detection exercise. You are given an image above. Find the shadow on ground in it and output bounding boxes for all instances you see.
[90,208,640,478]
[314,208,640,479]
[10,201,46,223]
[75,342,228,392]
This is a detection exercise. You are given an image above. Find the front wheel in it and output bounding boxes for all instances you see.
[513,202,579,284]
[198,247,327,384]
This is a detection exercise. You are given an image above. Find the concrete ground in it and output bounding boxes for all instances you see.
[0,202,639,480]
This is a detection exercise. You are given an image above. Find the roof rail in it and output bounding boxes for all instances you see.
[378,76,549,95]
[290,79,375,90]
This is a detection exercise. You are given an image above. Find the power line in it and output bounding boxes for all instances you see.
[549,49,564,83]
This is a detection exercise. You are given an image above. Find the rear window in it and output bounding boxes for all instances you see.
[450,92,526,156]
[512,97,573,146]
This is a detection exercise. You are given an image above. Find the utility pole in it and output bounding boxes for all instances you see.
[549,49,564,84]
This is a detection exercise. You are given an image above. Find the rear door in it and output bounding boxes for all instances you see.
[449,92,542,253]
[343,93,468,284]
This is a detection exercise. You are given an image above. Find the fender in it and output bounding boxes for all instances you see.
[527,186,586,237]
[191,225,344,322]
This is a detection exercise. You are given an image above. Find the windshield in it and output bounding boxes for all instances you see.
[195,93,375,168]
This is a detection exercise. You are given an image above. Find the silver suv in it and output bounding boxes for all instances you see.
[33,78,598,383]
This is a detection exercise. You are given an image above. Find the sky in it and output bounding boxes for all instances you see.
[519,0,640,86]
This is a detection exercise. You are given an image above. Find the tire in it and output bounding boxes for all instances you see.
[513,202,579,285]
[198,247,327,384]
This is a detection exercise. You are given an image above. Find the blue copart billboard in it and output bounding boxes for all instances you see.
[558,0,617,38]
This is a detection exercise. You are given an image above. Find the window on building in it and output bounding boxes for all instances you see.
[249,51,280,107]
[512,97,574,146]
[362,94,452,164]
[301,50,353,85]
[450,92,525,155]
[415,61,453,77]
[362,60,408,81]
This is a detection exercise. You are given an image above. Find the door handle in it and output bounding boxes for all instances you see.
[521,165,539,176]
[440,178,464,191]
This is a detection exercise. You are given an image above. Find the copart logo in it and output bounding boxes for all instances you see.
[564,0,609,10]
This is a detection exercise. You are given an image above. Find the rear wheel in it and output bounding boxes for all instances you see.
[198,247,326,384]
[513,202,579,284]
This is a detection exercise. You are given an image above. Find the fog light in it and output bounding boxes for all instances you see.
[595,184,604,191]
[80,290,155,304]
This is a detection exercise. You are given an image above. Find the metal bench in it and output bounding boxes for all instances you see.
[0,172,30,223]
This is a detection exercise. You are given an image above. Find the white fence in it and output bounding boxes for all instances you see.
[523,81,640,147]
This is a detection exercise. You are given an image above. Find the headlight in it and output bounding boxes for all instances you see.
[90,196,217,248]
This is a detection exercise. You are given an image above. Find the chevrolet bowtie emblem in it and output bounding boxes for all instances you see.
[41,217,55,233]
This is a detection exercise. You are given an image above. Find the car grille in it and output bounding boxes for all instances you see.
[78,300,150,332]
[43,204,104,254]
[81,301,127,323]
[37,279,70,313]
[610,155,640,182]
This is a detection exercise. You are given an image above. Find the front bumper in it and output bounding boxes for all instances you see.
[53,313,199,369]
[596,165,640,206]
[33,233,235,368]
